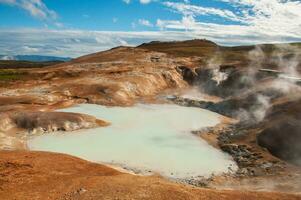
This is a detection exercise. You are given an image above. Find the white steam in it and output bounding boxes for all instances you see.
[206,53,229,86]
[241,44,301,123]
[252,94,271,122]
[272,44,301,78]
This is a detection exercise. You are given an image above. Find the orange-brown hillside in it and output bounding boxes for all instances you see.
[0,151,300,200]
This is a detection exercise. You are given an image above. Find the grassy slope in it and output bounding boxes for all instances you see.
[0,60,64,69]
[0,60,64,84]
[0,69,25,81]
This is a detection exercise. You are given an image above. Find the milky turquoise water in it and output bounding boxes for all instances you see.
[28,104,237,179]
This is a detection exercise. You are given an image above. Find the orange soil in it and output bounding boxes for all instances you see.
[0,151,300,200]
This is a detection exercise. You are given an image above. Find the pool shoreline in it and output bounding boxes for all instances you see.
[27,103,238,181]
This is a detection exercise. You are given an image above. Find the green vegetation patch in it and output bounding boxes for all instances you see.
[0,60,63,69]
[0,69,25,81]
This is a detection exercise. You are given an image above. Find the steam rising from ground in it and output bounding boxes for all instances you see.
[237,45,271,123]
[199,44,301,123]
[207,53,229,86]
[247,44,301,122]
[272,44,301,77]
[235,94,271,123]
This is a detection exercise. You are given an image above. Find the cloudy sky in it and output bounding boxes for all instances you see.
[0,0,301,57]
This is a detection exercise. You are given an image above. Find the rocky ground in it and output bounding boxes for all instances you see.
[0,40,301,199]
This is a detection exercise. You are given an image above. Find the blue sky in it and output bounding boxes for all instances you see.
[0,0,239,30]
[0,0,300,57]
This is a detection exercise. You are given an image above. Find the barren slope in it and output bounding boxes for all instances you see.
[0,151,299,200]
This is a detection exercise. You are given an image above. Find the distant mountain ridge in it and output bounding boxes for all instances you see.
[0,55,72,62]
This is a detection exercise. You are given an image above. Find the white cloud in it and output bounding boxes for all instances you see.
[158,0,301,42]
[122,0,153,4]
[0,29,195,57]
[0,1,300,58]
[138,19,153,27]
[163,1,241,22]
[21,45,39,53]
[218,0,301,36]
[0,0,57,20]
[181,15,196,31]
[0,29,299,58]
[140,0,152,4]
[156,19,165,30]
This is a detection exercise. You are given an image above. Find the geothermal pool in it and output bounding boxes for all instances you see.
[28,104,237,179]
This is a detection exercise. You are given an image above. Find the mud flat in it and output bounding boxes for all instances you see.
[28,103,237,180]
